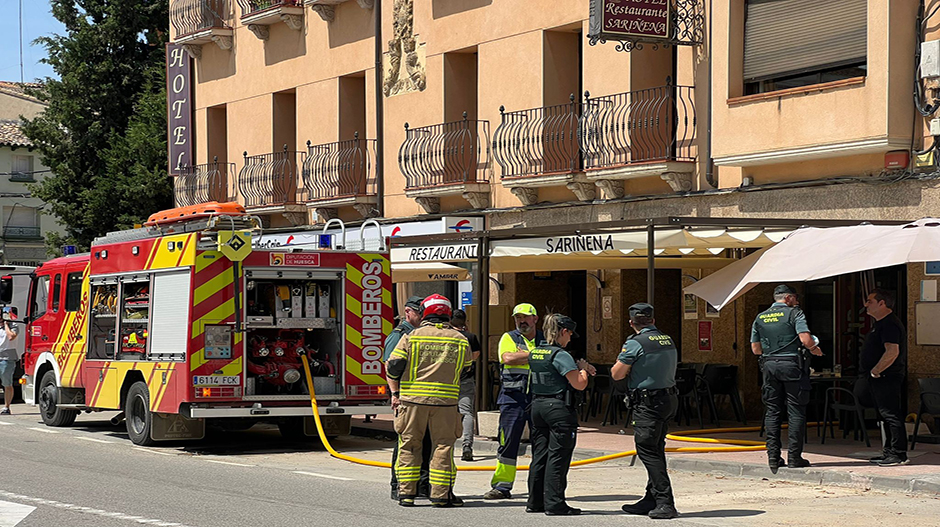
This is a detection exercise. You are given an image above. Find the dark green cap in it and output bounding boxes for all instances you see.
[629,303,654,318]
[555,315,579,339]
[773,284,797,296]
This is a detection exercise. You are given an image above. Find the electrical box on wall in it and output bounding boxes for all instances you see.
[922,40,940,78]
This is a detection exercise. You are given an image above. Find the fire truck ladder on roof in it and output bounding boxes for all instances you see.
[94,214,263,246]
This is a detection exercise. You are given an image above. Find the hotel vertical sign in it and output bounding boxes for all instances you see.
[166,43,192,175]
[589,0,671,43]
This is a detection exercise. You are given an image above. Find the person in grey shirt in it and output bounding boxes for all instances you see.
[450,309,481,462]
[0,307,21,415]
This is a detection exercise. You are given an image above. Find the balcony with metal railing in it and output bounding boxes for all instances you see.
[492,82,697,204]
[492,94,588,205]
[170,0,234,56]
[581,83,697,198]
[398,113,492,214]
[174,158,237,208]
[238,146,308,224]
[302,133,378,219]
[2,226,42,240]
[237,0,304,39]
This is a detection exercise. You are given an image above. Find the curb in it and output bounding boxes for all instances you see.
[349,425,940,497]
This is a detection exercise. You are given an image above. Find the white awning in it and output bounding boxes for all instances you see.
[684,219,935,310]
[391,262,471,283]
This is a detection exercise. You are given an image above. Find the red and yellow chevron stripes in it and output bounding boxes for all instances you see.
[84,361,181,412]
[53,263,91,389]
[343,253,393,392]
[188,250,242,392]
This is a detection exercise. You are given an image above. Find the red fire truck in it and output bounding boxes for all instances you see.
[18,203,392,445]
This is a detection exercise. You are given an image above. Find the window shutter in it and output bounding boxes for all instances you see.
[744,0,867,83]
[149,270,191,361]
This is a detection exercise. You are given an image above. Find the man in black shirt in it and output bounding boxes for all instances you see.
[451,309,481,461]
[858,288,908,466]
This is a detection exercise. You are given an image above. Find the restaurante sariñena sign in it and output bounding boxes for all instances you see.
[589,0,670,41]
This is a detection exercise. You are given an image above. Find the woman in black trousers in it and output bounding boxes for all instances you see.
[526,314,595,515]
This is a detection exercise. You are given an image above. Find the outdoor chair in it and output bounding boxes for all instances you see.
[822,386,870,447]
[910,378,940,450]
[487,361,501,411]
[584,373,611,420]
[701,364,747,425]
[694,372,721,426]
[601,377,631,427]
[674,366,705,429]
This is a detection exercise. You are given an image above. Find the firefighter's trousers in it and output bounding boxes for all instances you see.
[394,402,461,500]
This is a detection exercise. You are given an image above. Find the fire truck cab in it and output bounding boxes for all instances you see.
[21,203,393,445]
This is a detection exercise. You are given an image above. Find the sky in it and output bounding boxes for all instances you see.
[0,0,65,83]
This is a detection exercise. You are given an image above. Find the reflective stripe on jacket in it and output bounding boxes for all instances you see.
[389,322,470,405]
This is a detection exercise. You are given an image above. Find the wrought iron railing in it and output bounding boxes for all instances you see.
[171,0,231,37]
[302,134,377,202]
[238,146,304,208]
[3,226,41,240]
[174,158,237,207]
[581,84,696,169]
[492,84,696,179]
[493,94,581,179]
[237,0,299,17]
[399,114,491,190]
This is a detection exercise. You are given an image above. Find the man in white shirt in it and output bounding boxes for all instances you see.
[0,307,21,415]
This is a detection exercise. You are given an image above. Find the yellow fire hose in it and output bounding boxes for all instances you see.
[302,358,824,471]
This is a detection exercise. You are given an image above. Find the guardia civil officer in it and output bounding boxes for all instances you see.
[526,314,596,516]
[484,303,542,500]
[612,303,679,520]
[751,285,822,474]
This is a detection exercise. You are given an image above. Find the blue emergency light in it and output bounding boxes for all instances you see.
[318,234,333,250]
[62,245,78,255]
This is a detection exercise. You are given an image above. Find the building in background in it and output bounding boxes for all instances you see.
[0,82,64,266]
[168,0,937,416]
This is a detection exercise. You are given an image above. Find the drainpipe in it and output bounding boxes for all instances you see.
[703,0,717,188]
[374,0,385,218]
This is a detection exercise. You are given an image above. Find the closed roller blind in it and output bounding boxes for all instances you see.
[744,0,867,82]
[149,270,190,361]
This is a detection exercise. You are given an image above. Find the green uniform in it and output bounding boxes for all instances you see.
[750,303,809,357]
[617,325,678,509]
[527,344,579,514]
[751,303,812,466]
[618,326,678,391]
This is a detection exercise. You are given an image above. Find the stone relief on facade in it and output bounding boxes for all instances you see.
[383,0,426,97]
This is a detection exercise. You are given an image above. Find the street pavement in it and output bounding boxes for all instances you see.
[0,404,938,527]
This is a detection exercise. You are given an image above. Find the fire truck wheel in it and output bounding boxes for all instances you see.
[38,370,78,427]
[125,382,155,446]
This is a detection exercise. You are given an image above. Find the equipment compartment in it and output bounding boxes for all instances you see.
[243,275,343,398]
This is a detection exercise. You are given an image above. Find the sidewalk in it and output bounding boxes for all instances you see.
[351,413,940,496]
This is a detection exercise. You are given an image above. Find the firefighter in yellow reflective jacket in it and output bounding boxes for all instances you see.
[387,294,471,508]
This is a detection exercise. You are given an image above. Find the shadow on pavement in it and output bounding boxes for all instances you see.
[569,494,642,502]
[679,509,765,518]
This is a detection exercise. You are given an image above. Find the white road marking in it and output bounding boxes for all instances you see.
[0,421,13,426]
[0,491,192,527]
[133,447,175,456]
[203,459,254,467]
[26,427,59,434]
[0,499,35,526]
[292,471,353,481]
[75,437,114,444]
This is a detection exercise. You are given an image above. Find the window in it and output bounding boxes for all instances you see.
[30,275,50,319]
[2,206,41,240]
[10,155,34,182]
[51,274,62,312]
[65,272,83,312]
[744,0,867,95]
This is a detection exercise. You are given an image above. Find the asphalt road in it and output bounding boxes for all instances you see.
[0,404,938,527]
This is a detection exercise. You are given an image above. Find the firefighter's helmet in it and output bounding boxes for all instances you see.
[421,294,452,319]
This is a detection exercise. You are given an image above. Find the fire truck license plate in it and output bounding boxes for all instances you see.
[193,376,240,386]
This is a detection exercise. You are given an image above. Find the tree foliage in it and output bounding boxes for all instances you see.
[22,0,172,251]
